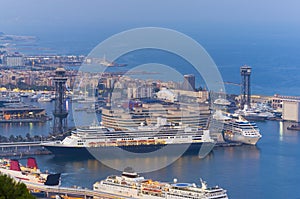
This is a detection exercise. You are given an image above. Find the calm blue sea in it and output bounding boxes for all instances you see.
[12,25,300,96]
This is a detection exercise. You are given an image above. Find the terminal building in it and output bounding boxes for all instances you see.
[101,99,210,130]
[0,103,49,123]
[282,100,300,122]
[271,94,300,111]
[156,87,178,102]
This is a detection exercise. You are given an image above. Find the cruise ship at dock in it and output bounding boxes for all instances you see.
[93,168,228,199]
[212,110,262,145]
[43,117,215,158]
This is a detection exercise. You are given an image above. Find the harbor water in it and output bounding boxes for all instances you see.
[33,120,300,198]
[1,102,300,198]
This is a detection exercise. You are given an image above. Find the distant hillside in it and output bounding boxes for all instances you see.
[0,32,36,41]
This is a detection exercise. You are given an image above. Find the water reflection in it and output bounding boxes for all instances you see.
[215,145,260,160]
[279,120,284,141]
[279,121,299,143]
[38,144,261,188]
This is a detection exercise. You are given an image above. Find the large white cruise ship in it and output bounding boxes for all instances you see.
[93,168,228,199]
[43,117,215,157]
[212,110,262,145]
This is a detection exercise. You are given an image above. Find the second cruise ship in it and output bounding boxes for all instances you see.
[212,110,262,145]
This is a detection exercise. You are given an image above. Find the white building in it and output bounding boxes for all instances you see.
[282,101,300,122]
[156,87,177,102]
[4,54,24,67]
[127,86,153,99]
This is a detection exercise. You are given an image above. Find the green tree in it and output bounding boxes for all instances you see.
[25,133,32,142]
[0,135,8,143]
[0,174,35,199]
[16,135,24,142]
[8,135,15,142]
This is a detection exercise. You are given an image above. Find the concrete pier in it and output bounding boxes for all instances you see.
[25,181,131,199]
[0,141,52,157]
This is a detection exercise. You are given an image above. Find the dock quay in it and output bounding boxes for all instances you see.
[0,140,245,157]
[25,181,131,199]
[0,141,52,157]
[215,142,243,147]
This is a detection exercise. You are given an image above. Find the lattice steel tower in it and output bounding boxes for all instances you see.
[53,67,68,134]
[240,65,252,109]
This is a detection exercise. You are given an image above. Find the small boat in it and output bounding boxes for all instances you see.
[214,97,231,106]
[287,124,300,131]
[74,107,88,111]
[38,94,52,102]
[19,92,30,97]
[30,94,38,102]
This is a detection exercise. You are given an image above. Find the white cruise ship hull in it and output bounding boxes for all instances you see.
[93,170,228,199]
[224,133,260,145]
[44,142,214,159]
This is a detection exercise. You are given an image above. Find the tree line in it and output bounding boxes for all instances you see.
[0,174,35,199]
[0,133,45,143]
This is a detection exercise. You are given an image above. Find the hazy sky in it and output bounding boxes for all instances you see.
[1,0,300,35]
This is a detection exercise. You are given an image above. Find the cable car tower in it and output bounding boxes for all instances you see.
[240,65,252,109]
[52,67,68,134]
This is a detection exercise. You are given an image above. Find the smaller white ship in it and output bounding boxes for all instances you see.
[30,94,38,102]
[234,105,275,121]
[212,110,262,145]
[93,167,228,199]
[214,97,231,106]
[99,55,127,67]
[38,94,52,102]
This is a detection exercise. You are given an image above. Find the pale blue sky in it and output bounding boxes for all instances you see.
[1,0,300,34]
